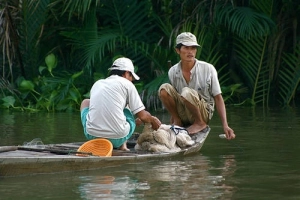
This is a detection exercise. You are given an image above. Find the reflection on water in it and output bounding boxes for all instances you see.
[0,155,236,199]
[79,176,115,199]
[74,154,236,199]
[1,107,300,199]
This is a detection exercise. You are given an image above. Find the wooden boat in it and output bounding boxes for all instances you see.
[0,127,210,177]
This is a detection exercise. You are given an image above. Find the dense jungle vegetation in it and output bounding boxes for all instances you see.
[0,0,299,112]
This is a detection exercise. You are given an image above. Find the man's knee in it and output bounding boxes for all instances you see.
[159,88,168,100]
[158,83,171,98]
[180,87,201,107]
[158,83,171,92]
[181,87,194,99]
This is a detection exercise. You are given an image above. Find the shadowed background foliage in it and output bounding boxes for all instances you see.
[0,0,299,111]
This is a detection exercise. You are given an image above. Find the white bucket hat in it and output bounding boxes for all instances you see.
[176,32,200,47]
[108,57,140,80]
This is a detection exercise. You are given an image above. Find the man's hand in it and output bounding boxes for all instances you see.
[224,126,235,140]
[151,116,161,130]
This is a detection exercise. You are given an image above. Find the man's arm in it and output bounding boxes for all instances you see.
[214,94,236,140]
[136,110,161,130]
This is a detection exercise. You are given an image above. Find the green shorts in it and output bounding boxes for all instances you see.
[80,107,136,148]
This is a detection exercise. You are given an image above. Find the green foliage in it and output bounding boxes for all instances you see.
[36,70,84,111]
[55,0,101,20]
[0,76,24,109]
[2,54,85,111]
[215,5,275,40]
[1,0,300,111]
[19,80,37,93]
[61,0,156,80]
[222,84,250,105]
[279,45,300,105]
[19,0,50,79]
[143,73,169,110]
[234,35,270,106]
[44,53,58,76]
[2,96,15,108]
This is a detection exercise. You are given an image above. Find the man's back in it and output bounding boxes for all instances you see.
[87,75,132,138]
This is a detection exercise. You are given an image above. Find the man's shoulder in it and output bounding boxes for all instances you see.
[169,62,181,73]
[195,59,214,67]
[195,60,217,73]
[108,75,132,83]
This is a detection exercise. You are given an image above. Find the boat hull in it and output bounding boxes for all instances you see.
[0,127,210,177]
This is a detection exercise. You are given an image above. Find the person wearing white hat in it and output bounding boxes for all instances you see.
[158,32,235,140]
[80,57,161,151]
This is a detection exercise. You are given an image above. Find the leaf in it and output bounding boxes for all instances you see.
[45,53,57,76]
[279,45,300,105]
[68,88,81,103]
[45,53,57,71]
[60,0,156,78]
[1,96,16,108]
[19,80,35,92]
[71,71,83,80]
[39,66,47,74]
[234,36,270,106]
[215,5,275,39]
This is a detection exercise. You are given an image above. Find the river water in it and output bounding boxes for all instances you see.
[0,107,300,199]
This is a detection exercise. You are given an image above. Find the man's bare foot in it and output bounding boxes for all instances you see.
[119,147,130,151]
[187,124,207,134]
[119,143,130,151]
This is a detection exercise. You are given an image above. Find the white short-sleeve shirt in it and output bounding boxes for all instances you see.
[168,59,221,108]
[86,75,145,138]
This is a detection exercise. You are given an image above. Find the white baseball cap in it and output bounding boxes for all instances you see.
[176,32,200,47]
[108,57,140,80]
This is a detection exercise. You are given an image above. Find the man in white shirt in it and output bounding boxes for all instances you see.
[159,32,235,140]
[81,57,161,150]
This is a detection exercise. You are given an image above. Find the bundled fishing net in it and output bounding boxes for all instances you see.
[22,138,45,149]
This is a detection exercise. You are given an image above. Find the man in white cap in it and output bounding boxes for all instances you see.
[80,57,161,151]
[158,32,235,140]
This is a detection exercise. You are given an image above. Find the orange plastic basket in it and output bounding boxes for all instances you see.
[77,138,113,157]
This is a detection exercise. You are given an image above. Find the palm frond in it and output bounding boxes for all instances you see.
[278,45,300,105]
[19,0,50,78]
[0,1,24,80]
[98,0,154,41]
[49,0,100,20]
[215,5,275,39]
[61,0,155,77]
[234,36,270,106]
[251,0,274,16]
